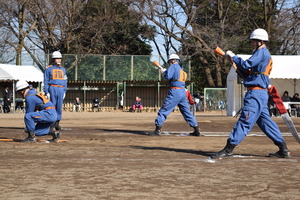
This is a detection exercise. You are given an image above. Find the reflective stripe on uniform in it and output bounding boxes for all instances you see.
[49,84,64,87]
[247,87,267,90]
[170,87,184,89]
[45,107,55,110]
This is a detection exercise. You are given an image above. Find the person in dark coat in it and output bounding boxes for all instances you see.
[3,86,11,113]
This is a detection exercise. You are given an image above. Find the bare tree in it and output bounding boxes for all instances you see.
[131,0,243,87]
[27,0,91,71]
[272,0,300,54]
[131,0,299,89]
[0,0,38,65]
[0,28,16,63]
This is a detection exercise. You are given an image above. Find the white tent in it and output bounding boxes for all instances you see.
[226,55,300,116]
[0,64,44,112]
[0,64,43,82]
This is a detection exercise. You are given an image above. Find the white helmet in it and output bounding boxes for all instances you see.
[16,80,29,91]
[168,54,180,61]
[249,28,269,41]
[52,51,62,59]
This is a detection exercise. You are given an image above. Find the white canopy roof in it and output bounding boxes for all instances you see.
[0,64,43,82]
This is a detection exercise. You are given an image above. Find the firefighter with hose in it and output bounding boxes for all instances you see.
[16,80,60,142]
[149,54,202,136]
[211,28,290,158]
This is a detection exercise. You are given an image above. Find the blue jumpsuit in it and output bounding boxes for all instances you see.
[44,65,67,121]
[155,63,198,127]
[229,44,285,145]
[24,90,57,136]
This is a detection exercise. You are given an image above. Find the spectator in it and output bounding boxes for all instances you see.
[15,100,25,113]
[290,93,300,117]
[119,91,124,109]
[73,97,81,112]
[132,96,143,112]
[92,97,100,112]
[193,93,200,111]
[281,91,291,102]
[3,86,11,113]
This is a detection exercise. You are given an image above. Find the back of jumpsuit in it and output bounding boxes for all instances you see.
[155,62,198,128]
[25,89,57,136]
[229,44,286,145]
[44,65,67,122]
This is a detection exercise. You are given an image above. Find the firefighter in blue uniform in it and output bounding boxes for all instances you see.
[149,54,202,136]
[16,80,60,142]
[212,28,290,158]
[44,51,67,131]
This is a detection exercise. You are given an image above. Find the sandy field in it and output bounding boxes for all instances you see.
[0,111,300,200]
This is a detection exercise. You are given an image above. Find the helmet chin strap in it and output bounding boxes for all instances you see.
[168,60,176,66]
[252,40,264,52]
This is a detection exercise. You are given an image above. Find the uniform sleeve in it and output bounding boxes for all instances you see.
[233,51,262,71]
[44,68,50,94]
[164,65,176,80]
[25,97,36,113]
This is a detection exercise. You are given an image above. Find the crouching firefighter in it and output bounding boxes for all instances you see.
[149,54,202,136]
[16,80,60,142]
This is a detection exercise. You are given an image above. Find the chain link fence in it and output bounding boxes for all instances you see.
[1,53,192,81]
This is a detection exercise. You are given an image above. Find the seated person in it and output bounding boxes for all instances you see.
[281,91,291,102]
[15,101,25,113]
[132,96,143,112]
[291,93,300,117]
[281,91,292,116]
[92,97,100,112]
[73,97,81,112]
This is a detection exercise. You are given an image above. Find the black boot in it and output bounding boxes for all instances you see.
[211,139,236,159]
[47,131,60,143]
[189,126,203,136]
[269,141,290,158]
[55,120,61,131]
[148,126,162,136]
[20,131,36,143]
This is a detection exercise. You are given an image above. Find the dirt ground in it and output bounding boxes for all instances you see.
[1,110,300,200]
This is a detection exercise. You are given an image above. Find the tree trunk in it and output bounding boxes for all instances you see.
[204,67,215,87]
[199,56,215,87]
[216,63,222,87]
